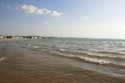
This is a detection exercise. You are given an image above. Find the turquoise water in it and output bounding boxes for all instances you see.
[17,38,125,77]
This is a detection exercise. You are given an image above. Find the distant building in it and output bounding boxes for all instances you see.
[0,35,43,39]
[6,36,13,39]
[14,36,21,39]
[32,36,41,39]
[0,35,3,39]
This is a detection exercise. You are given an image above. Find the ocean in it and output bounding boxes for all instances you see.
[17,38,125,77]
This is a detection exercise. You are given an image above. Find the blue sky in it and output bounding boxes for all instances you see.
[0,0,125,39]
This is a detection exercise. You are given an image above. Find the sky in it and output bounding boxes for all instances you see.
[0,0,125,39]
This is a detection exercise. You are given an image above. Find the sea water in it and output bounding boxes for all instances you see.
[18,38,125,77]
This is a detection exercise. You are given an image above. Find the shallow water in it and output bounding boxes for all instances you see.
[16,38,125,77]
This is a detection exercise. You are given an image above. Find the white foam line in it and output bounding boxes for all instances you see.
[0,57,6,62]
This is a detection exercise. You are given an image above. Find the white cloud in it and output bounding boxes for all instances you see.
[20,4,63,16]
[51,11,63,16]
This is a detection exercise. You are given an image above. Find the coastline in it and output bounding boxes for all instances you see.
[0,40,125,83]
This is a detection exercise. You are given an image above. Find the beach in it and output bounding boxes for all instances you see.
[0,40,125,83]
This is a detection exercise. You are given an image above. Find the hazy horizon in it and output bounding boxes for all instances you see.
[1,0,125,39]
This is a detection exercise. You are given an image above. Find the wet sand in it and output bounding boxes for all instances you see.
[0,40,125,83]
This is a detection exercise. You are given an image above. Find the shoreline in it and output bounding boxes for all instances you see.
[0,41,125,83]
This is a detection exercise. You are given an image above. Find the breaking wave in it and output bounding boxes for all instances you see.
[50,51,125,67]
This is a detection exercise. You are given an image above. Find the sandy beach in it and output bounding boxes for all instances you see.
[0,40,125,83]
